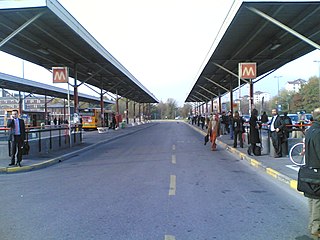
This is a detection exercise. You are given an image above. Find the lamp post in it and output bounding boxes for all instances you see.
[274,76,283,97]
[314,60,320,102]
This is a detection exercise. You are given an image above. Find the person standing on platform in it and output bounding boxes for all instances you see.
[247,109,261,156]
[7,110,26,167]
[232,111,244,148]
[281,112,292,156]
[228,111,234,140]
[302,108,320,238]
[269,108,285,158]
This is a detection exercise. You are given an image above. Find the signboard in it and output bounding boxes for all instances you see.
[52,67,68,83]
[239,62,257,79]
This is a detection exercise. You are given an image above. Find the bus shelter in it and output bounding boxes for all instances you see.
[186,0,320,114]
[0,0,158,126]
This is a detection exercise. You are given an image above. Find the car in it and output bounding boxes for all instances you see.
[304,113,313,123]
[242,114,250,123]
[287,113,299,126]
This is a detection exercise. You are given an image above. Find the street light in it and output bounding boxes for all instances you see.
[274,76,283,97]
[314,60,320,102]
[274,76,282,111]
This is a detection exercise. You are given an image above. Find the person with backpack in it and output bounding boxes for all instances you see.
[281,112,292,156]
[247,109,261,156]
[232,111,244,148]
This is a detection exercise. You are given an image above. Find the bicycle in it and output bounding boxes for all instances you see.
[289,141,305,166]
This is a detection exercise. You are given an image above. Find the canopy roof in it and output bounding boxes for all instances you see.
[0,0,158,103]
[0,72,114,105]
[186,0,320,103]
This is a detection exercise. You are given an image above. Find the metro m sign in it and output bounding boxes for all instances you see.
[239,62,257,79]
[52,67,69,83]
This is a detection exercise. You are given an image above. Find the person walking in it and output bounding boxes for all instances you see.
[207,113,220,151]
[247,109,261,156]
[260,111,269,123]
[7,109,26,167]
[302,108,320,238]
[269,108,285,158]
[232,111,244,148]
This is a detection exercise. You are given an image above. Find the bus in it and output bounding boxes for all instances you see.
[4,109,48,127]
[79,108,112,130]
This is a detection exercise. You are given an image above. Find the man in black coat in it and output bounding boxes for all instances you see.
[7,110,26,167]
[269,108,285,158]
[304,108,320,237]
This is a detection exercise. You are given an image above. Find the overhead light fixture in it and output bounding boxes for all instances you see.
[270,42,281,51]
[37,48,50,55]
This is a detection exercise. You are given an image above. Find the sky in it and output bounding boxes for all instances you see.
[0,0,319,107]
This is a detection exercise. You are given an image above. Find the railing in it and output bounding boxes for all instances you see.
[0,124,83,152]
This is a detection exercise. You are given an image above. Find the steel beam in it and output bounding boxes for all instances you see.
[247,6,320,50]
[203,77,229,92]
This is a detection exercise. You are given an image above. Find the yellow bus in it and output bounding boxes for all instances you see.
[79,108,111,130]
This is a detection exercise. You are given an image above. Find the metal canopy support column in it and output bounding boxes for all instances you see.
[230,85,234,113]
[247,7,320,50]
[133,102,136,123]
[100,87,104,127]
[249,79,254,110]
[126,99,129,124]
[218,94,222,113]
[73,64,79,114]
[116,90,119,116]
[18,91,22,115]
[44,95,48,122]
[138,103,141,122]
[211,98,214,113]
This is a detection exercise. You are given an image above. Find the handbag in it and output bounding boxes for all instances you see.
[204,134,209,145]
[253,144,261,156]
[22,141,30,155]
[297,166,320,196]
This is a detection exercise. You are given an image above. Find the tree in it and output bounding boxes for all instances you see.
[299,77,319,112]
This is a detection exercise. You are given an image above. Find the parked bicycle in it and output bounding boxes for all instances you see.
[289,140,305,166]
[288,127,307,166]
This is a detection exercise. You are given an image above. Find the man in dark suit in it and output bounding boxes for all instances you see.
[7,110,26,167]
[269,108,285,158]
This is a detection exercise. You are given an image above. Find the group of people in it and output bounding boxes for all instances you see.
[204,108,294,158]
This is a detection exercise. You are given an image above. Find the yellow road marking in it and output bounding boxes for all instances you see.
[169,175,176,196]
[266,167,280,178]
[172,155,176,164]
[165,235,176,240]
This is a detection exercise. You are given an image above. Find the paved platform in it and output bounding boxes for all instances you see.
[0,122,157,174]
[188,123,300,192]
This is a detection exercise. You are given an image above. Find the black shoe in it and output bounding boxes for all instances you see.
[247,148,252,156]
[9,163,15,166]
[17,162,21,167]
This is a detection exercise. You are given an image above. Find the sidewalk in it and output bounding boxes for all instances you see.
[0,122,157,174]
[188,123,299,192]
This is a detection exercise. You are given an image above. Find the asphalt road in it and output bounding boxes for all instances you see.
[0,122,312,240]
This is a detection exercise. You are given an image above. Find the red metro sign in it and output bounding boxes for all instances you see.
[52,67,69,83]
[239,63,257,79]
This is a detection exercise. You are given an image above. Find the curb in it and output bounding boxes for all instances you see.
[186,122,298,193]
[0,123,158,174]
